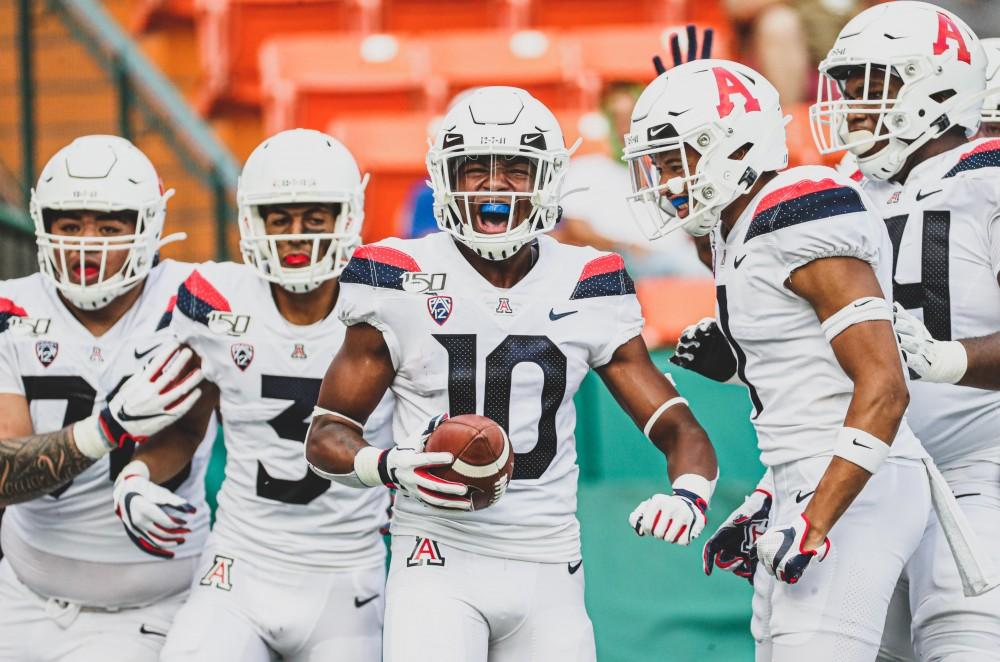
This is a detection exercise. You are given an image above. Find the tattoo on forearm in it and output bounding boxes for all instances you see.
[0,428,95,505]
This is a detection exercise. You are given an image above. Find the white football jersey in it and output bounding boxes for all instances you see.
[170,262,392,571]
[711,165,926,468]
[338,232,644,563]
[862,139,1000,467]
[0,261,212,564]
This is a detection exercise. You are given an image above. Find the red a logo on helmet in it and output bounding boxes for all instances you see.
[713,67,762,118]
[933,12,971,64]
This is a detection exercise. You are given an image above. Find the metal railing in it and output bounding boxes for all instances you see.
[11,0,240,262]
[0,202,36,279]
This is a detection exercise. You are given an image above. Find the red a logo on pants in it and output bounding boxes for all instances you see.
[406,537,446,567]
[200,554,234,591]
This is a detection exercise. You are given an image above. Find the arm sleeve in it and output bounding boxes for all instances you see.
[0,333,23,396]
[590,292,645,368]
[777,212,879,280]
[337,282,400,370]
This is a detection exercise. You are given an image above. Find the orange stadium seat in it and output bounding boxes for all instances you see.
[426,29,592,112]
[528,0,683,28]
[636,277,716,347]
[327,112,435,240]
[572,25,730,85]
[378,0,522,32]
[259,33,438,135]
[195,0,377,112]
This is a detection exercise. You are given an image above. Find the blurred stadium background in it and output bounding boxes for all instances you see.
[4,0,991,659]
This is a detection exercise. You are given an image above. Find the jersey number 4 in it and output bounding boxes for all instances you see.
[885,211,952,339]
[434,334,567,481]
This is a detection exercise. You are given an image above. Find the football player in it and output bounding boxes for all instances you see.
[0,135,213,661]
[811,2,1000,659]
[626,59,933,660]
[113,129,393,662]
[304,86,719,662]
[977,37,1000,139]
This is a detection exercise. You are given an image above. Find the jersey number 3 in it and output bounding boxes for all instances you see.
[257,375,330,505]
[434,334,567,481]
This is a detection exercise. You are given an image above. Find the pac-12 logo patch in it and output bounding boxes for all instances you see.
[230,343,254,371]
[34,340,58,367]
[427,296,453,326]
[200,554,234,591]
[406,537,446,567]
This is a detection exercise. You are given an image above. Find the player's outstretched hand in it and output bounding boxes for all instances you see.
[893,303,968,384]
[703,487,772,584]
[754,513,830,584]
[669,317,738,383]
[73,340,204,458]
[113,460,196,559]
[388,413,472,511]
[628,488,708,546]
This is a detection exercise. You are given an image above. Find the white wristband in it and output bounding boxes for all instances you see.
[353,446,385,488]
[933,340,969,384]
[643,397,690,439]
[672,471,718,504]
[833,426,890,474]
[72,415,112,460]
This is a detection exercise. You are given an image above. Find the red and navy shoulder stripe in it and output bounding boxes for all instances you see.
[0,298,27,333]
[177,271,230,325]
[155,295,177,331]
[745,178,866,242]
[570,254,636,300]
[943,140,1000,178]
[340,245,420,290]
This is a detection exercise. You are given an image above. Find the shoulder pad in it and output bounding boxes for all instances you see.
[746,178,866,242]
[177,270,231,325]
[570,253,636,300]
[155,295,178,331]
[0,298,28,334]
[341,244,421,290]
[943,139,1000,179]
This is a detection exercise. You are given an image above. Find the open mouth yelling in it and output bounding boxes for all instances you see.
[473,202,511,235]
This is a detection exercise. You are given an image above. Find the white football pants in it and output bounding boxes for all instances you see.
[0,559,184,662]
[753,457,932,662]
[878,457,1000,662]
[384,534,596,662]
[160,543,385,662]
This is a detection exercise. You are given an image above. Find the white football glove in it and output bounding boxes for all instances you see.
[893,303,967,384]
[628,475,711,546]
[356,413,472,511]
[73,340,204,459]
[755,513,830,584]
[702,485,772,583]
[113,461,196,560]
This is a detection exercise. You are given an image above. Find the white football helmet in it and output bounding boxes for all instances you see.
[981,38,1000,125]
[426,86,577,261]
[811,1,987,181]
[29,135,177,310]
[238,129,367,292]
[623,59,788,238]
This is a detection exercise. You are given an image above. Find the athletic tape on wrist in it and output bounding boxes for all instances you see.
[833,426,891,474]
[933,340,969,384]
[72,416,112,460]
[643,396,689,439]
[353,445,386,488]
[821,296,893,342]
[672,471,718,505]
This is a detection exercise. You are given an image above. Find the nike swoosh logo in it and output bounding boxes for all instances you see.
[650,125,672,137]
[139,624,167,637]
[915,189,942,201]
[523,135,541,144]
[852,438,872,449]
[954,492,981,499]
[354,594,379,608]
[549,309,578,321]
[134,344,162,360]
[568,560,583,575]
[794,490,815,504]
[733,255,747,269]
[117,407,162,423]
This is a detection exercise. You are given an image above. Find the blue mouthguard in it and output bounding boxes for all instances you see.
[670,196,689,209]
[481,203,511,215]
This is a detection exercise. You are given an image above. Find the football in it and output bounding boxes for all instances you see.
[425,414,514,511]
